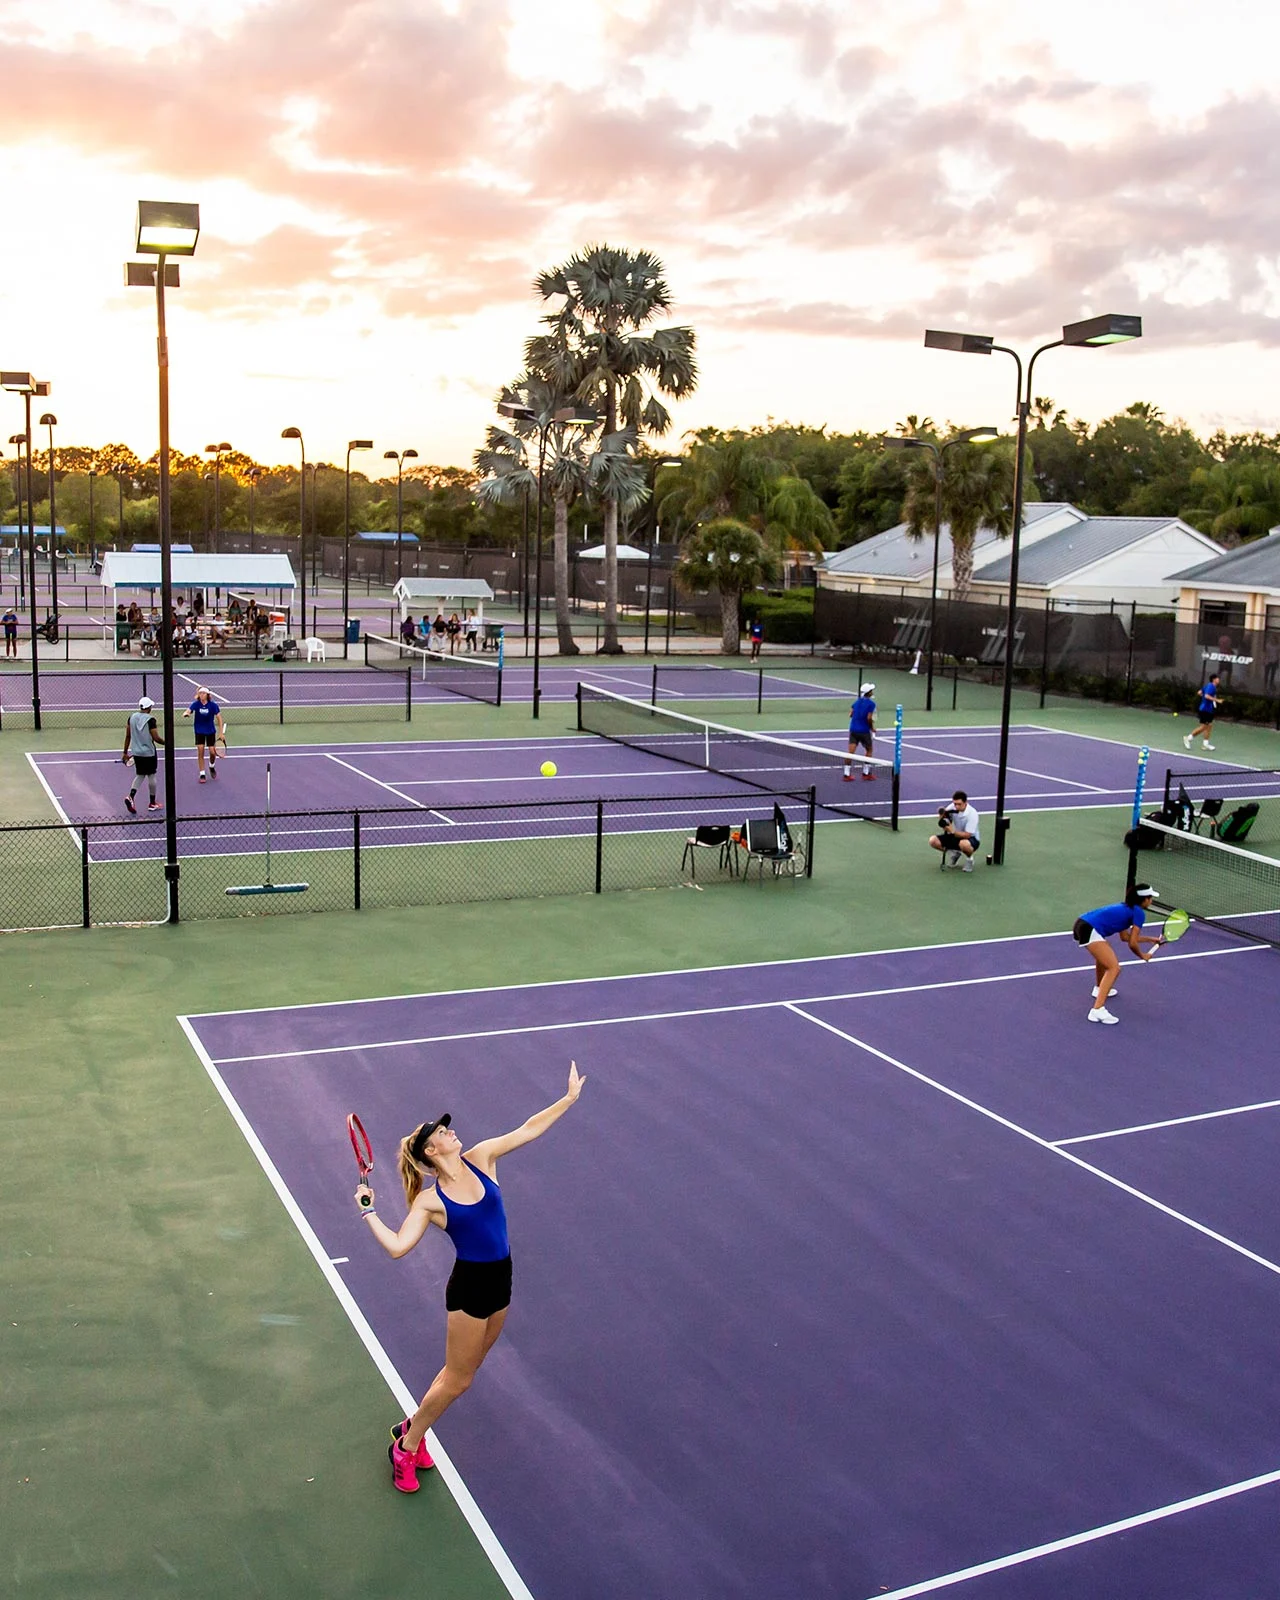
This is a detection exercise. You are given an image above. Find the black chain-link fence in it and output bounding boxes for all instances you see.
[0,788,818,933]
[815,587,1280,727]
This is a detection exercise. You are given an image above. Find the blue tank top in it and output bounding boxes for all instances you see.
[439,1159,510,1263]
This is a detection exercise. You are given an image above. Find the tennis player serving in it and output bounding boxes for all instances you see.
[1072,884,1162,1025]
[355,1061,586,1493]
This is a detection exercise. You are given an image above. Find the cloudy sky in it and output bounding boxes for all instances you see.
[1,0,1275,470]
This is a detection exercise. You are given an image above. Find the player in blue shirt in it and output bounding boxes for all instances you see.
[843,682,877,781]
[1183,673,1221,752]
[1072,885,1161,1024]
[182,687,224,782]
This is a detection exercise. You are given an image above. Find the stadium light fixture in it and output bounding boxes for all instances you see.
[135,200,200,256]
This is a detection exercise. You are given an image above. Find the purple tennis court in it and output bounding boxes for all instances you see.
[30,725,1253,860]
[181,932,1280,1600]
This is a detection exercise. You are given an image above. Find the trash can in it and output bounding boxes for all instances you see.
[346,618,361,644]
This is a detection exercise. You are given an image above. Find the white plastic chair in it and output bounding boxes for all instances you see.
[303,636,326,662]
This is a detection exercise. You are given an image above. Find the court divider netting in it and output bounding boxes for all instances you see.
[364,633,502,707]
[1128,818,1280,947]
[0,664,413,731]
[576,683,900,828]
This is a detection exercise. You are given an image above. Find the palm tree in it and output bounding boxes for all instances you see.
[529,245,697,652]
[902,437,1016,599]
[762,475,833,581]
[656,429,779,530]
[675,518,777,654]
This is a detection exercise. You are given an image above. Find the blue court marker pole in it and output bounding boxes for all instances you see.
[497,627,505,673]
[1131,745,1149,831]
[894,705,904,773]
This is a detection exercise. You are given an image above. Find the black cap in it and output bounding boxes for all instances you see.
[410,1114,451,1161]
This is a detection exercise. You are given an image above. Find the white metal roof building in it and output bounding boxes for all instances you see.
[1169,531,1280,632]
[819,504,1223,609]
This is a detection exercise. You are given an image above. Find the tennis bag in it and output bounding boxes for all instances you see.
[1124,810,1169,851]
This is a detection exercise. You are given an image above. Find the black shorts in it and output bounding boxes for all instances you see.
[1197,709,1216,723]
[848,731,873,751]
[445,1254,512,1319]
[936,833,978,850]
[194,733,218,746]
[133,754,159,777]
[1072,917,1101,946]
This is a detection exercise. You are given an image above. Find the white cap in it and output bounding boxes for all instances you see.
[138,695,154,710]
[1134,884,1157,899]
[861,682,875,693]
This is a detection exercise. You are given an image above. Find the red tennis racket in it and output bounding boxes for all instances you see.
[347,1112,374,1200]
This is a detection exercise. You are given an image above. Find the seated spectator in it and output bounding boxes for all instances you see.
[115,602,131,653]
[431,612,447,648]
[399,614,417,646]
[208,613,228,649]
[417,615,432,644]
[228,596,244,626]
[446,612,461,652]
[127,600,144,637]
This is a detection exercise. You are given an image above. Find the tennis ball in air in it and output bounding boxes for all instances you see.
[540,760,557,777]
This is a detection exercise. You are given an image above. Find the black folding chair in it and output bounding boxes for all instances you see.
[1191,797,1224,836]
[681,824,737,880]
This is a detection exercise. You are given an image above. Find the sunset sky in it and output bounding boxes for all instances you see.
[1,0,1275,472]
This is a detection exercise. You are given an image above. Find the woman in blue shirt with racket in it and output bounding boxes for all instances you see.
[355,1062,585,1493]
[1072,886,1162,1024]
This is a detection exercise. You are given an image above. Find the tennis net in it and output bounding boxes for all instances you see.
[577,684,899,827]
[365,633,502,707]
[1130,817,1280,947]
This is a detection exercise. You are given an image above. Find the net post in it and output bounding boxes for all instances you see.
[952,661,958,711]
[80,826,90,927]
[494,656,502,708]
[405,667,412,722]
[651,661,658,705]
[278,671,285,725]
[576,681,583,731]
[806,786,815,877]
[1125,830,1139,904]
[594,799,604,892]
[353,811,361,910]
[1131,746,1149,832]
[1162,765,1173,816]
[756,668,763,714]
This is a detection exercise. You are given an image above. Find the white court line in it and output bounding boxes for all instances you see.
[174,924,1188,1022]
[1024,722,1268,771]
[24,748,85,855]
[866,1463,1280,1599]
[786,1001,1280,1278]
[898,740,1111,793]
[1054,1096,1280,1148]
[206,944,1257,1066]
[323,752,455,823]
[176,1018,534,1600]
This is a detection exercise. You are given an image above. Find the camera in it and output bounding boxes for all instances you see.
[937,806,955,828]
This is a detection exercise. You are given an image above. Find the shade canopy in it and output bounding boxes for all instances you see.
[578,543,651,561]
[100,552,296,591]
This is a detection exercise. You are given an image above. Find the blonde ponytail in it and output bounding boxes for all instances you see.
[398,1128,436,1206]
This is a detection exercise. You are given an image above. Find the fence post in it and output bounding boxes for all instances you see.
[575,681,583,730]
[81,826,90,927]
[1125,601,1137,704]
[805,786,815,877]
[405,667,412,722]
[594,799,604,893]
[1039,598,1051,708]
[756,667,764,714]
[352,811,362,909]
[651,661,659,705]
[278,672,285,725]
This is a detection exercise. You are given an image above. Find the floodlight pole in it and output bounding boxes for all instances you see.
[154,255,182,918]
[643,457,682,655]
[41,413,59,621]
[21,417,41,726]
[533,423,549,719]
[925,314,1140,864]
[343,441,372,657]
[282,428,306,634]
[87,467,97,567]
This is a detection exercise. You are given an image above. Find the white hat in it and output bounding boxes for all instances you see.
[138,695,154,709]
[1133,884,1158,899]
[861,682,876,693]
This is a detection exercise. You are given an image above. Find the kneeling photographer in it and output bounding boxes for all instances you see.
[929,790,981,872]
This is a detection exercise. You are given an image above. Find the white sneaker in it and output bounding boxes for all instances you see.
[1203,742,1215,751]
[944,849,960,869]
[1183,734,1192,748]
[1091,985,1117,998]
[1087,1006,1119,1024]
[960,857,973,872]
